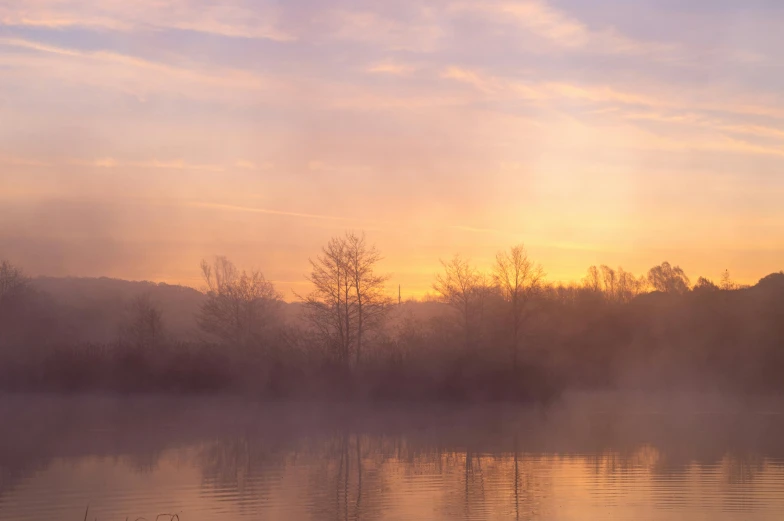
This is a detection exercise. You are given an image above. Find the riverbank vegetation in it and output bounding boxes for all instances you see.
[1,234,783,401]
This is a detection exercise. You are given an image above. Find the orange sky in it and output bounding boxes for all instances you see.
[1,0,783,299]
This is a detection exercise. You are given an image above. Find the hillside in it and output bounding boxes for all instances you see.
[30,277,207,343]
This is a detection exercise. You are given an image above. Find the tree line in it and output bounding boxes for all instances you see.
[1,234,783,399]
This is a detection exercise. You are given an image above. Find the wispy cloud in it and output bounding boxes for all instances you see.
[2,0,784,292]
[448,225,515,236]
[233,160,273,171]
[75,158,226,172]
[440,64,784,154]
[450,0,678,58]
[329,9,444,52]
[0,37,267,87]
[306,160,371,174]
[441,66,500,95]
[0,155,51,167]
[453,1,592,48]
[0,37,277,102]
[186,202,351,222]
[366,61,418,76]
[0,1,295,41]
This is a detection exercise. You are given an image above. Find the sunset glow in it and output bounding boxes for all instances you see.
[1,0,783,298]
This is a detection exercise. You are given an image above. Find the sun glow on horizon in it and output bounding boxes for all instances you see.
[1,0,783,295]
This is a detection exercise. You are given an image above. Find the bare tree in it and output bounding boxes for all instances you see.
[694,276,719,292]
[583,266,602,293]
[720,269,737,291]
[300,232,390,368]
[493,245,544,369]
[345,232,391,366]
[433,254,485,350]
[120,293,165,349]
[590,265,647,303]
[199,256,281,349]
[600,265,617,298]
[0,261,32,348]
[647,261,690,294]
[300,236,355,366]
[0,260,29,304]
[615,267,646,302]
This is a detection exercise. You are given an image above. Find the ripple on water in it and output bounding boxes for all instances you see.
[4,398,784,520]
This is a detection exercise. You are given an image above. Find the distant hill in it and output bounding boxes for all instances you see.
[754,272,784,293]
[23,277,450,344]
[25,272,782,346]
[30,277,207,343]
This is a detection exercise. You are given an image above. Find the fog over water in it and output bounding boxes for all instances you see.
[3,392,784,521]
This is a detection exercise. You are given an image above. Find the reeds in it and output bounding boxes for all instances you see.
[82,506,181,521]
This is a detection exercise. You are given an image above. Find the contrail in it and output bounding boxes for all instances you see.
[187,201,351,222]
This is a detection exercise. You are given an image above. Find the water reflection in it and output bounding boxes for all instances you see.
[2,395,784,520]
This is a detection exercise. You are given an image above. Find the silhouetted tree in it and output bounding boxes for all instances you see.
[199,256,281,349]
[301,236,355,367]
[591,265,646,303]
[345,232,391,366]
[120,293,165,349]
[720,269,737,291]
[493,245,544,369]
[433,255,486,350]
[0,260,34,349]
[647,261,690,294]
[693,277,719,292]
[600,265,617,297]
[616,267,646,302]
[300,232,391,368]
[0,260,28,304]
[583,266,602,293]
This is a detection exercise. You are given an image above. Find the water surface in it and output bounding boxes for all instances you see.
[2,393,784,520]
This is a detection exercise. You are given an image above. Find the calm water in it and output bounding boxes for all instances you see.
[2,393,784,520]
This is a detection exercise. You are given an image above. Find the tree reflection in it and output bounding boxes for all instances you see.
[3,399,784,520]
[301,433,383,521]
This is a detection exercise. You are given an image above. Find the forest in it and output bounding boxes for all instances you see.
[1,232,783,402]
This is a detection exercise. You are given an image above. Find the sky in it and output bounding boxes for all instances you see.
[1,0,783,299]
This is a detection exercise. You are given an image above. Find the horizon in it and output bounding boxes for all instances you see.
[24,257,781,303]
[2,0,784,299]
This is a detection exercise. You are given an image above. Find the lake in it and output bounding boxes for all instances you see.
[2,393,784,520]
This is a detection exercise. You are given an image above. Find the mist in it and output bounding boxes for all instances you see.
[1,235,783,400]
[3,0,784,518]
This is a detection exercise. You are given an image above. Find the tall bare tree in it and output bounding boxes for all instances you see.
[301,236,354,366]
[199,256,281,348]
[345,232,391,366]
[583,266,602,293]
[433,255,485,351]
[493,245,544,369]
[120,293,165,349]
[300,232,390,368]
[600,265,617,298]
